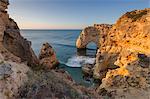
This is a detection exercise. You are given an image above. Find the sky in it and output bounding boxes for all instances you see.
[8,0,149,29]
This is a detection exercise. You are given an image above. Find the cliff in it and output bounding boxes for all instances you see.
[94,8,150,99]
[0,0,38,66]
[0,1,101,98]
[76,8,150,99]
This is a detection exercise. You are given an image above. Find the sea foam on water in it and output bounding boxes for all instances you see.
[66,55,95,67]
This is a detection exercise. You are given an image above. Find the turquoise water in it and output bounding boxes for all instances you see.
[21,29,97,86]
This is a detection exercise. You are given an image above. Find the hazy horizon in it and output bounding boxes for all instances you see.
[9,0,149,29]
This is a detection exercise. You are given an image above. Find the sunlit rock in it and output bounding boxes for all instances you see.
[95,8,150,99]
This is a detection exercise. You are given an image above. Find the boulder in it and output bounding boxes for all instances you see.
[39,42,59,69]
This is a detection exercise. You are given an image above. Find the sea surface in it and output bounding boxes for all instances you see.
[21,29,97,86]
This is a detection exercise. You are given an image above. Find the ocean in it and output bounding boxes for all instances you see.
[21,29,97,86]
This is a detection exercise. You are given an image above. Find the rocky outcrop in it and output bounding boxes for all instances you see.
[94,8,150,79]
[82,64,94,76]
[16,69,102,99]
[76,24,112,49]
[0,54,30,99]
[94,8,150,99]
[76,26,100,49]
[0,0,38,66]
[39,42,59,69]
[0,1,102,99]
[0,0,9,12]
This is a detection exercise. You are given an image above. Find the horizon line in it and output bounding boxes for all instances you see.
[20,28,82,30]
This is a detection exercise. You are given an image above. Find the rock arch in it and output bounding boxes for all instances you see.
[76,26,100,49]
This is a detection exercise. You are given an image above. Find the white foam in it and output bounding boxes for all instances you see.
[65,56,95,67]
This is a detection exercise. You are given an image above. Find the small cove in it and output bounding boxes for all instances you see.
[21,29,97,87]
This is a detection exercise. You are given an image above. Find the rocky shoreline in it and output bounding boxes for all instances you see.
[77,8,150,99]
[0,0,150,99]
[0,0,101,98]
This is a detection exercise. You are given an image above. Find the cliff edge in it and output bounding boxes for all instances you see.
[0,0,38,66]
[95,8,150,99]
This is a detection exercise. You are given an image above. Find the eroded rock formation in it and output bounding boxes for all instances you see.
[39,42,59,69]
[94,8,150,99]
[76,26,100,49]
[76,24,112,50]
[76,24,112,79]
[76,8,150,98]
[0,0,38,66]
[0,1,102,98]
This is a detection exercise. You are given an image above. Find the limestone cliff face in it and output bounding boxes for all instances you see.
[95,8,150,78]
[94,9,150,99]
[0,0,38,66]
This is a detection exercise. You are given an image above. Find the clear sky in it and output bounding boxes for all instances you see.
[8,0,149,29]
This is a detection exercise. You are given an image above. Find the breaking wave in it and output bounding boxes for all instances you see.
[65,56,95,67]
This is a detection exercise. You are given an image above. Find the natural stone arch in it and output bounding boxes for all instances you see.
[76,26,100,49]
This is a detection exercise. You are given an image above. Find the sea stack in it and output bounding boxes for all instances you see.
[39,42,59,69]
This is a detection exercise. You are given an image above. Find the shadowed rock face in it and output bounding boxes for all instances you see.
[0,0,38,66]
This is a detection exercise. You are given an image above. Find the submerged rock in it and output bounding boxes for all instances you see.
[39,42,59,69]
